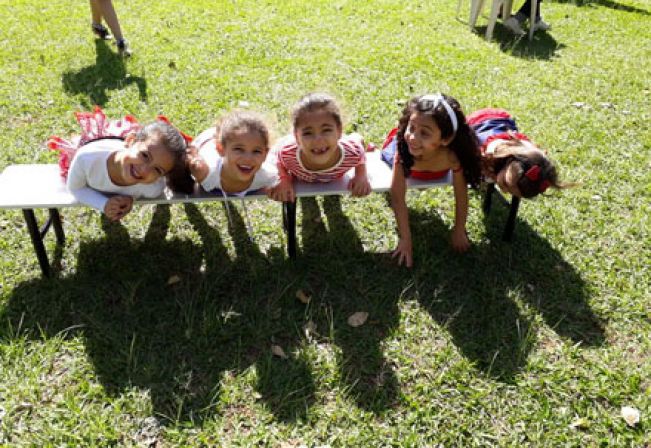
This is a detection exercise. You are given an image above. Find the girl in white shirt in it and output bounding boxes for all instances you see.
[49,107,192,221]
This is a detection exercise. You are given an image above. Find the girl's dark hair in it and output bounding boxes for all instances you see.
[482,140,567,198]
[396,94,481,188]
[137,121,194,194]
[216,110,270,149]
[291,92,342,130]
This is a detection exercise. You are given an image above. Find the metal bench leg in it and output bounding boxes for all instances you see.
[283,200,297,259]
[503,196,520,241]
[49,208,65,244]
[23,209,52,277]
[483,182,495,214]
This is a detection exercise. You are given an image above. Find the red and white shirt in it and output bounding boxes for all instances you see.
[274,134,366,183]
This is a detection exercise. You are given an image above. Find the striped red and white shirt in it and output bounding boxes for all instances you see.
[274,134,366,183]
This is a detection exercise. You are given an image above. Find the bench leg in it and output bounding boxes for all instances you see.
[49,208,65,244]
[483,182,495,214]
[283,201,297,259]
[503,196,520,241]
[23,209,52,277]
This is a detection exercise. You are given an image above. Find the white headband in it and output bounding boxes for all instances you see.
[420,94,458,136]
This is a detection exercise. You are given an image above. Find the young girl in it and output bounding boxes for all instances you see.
[187,110,278,196]
[381,93,481,267]
[48,107,191,221]
[268,92,371,202]
[466,108,566,198]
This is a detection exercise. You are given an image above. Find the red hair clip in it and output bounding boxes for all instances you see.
[539,180,551,193]
[525,165,541,181]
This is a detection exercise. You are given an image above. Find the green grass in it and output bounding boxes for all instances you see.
[1,0,650,445]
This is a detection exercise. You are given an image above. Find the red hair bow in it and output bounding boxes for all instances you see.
[525,165,541,181]
[156,115,193,144]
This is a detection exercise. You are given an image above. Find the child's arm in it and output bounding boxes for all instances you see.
[349,163,371,197]
[268,155,296,202]
[389,162,413,267]
[450,169,471,252]
[187,145,209,183]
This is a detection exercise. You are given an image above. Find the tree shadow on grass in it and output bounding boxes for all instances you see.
[475,25,565,60]
[406,198,605,381]
[62,39,147,107]
[297,196,403,413]
[0,203,315,424]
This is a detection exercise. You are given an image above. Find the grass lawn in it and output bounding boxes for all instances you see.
[1,0,650,445]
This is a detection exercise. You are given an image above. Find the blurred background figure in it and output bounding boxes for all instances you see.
[89,0,132,57]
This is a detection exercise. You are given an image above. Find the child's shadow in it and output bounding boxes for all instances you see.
[1,204,314,423]
[62,39,147,107]
[298,196,403,412]
[407,204,605,381]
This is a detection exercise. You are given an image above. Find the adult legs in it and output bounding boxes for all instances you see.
[89,0,124,41]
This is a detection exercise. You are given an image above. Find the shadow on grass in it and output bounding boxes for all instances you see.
[298,196,403,413]
[62,39,147,107]
[404,195,605,381]
[555,0,649,15]
[475,25,565,60]
[0,204,314,424]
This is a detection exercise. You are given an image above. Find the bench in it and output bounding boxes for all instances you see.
[0,151,518,277]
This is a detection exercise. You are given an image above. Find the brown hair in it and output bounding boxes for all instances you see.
[482,140,571,198]
[291,92,342,130]
[216,110,270,149]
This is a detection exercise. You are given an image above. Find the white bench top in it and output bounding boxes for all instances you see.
[0,151,451,209]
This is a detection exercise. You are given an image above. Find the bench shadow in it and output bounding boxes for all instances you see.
[62,39,147,107]
[405,198,605,381]
[475,25,565,60]
[0,204,315,424]
[298,196,403,413]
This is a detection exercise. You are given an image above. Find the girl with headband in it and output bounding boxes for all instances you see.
[466,108,570,198]
[381,93,481,267]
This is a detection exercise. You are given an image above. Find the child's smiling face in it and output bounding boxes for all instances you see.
[404,112,451,162]
[294,109,343,169]
[219,129,269,183]
[116,134,175,185]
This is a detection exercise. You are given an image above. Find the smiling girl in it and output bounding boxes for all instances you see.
[48,107,191,221]
[268,92,371,202]
[381,94,481,267]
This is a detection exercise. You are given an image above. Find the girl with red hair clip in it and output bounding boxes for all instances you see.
[466,108,570,199]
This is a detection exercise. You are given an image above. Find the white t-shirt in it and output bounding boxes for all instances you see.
[66,139,165,211]
[193,128,278,196]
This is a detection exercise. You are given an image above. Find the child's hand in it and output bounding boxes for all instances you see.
[104,195,133,221]
[268,178,295,202]
[348,173,371,197]
[392,238,413,268]
[187,146,209,183]
[450,226,471,253]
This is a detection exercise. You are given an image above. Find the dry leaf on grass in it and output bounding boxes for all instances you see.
[347,311,369,327]
[621,406,640,427]
[296,289,311,304]
[569,417,590,430]
[271,345,288,359]
[167,275,181,286]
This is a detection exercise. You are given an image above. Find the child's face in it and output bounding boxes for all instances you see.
[404,112,450,162]
[119,135,175,185]
[219,129,269,183]
[496,161,522,197]
[294,109,343,167]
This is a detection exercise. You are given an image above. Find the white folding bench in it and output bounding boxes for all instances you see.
[0,151,517,277]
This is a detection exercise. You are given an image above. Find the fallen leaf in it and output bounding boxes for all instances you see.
[347,311,369,327]
[271,345,288,359]
[569,417,590,430]
[296,289,311,304]
[621,406,640,427]
[167,275,181,285]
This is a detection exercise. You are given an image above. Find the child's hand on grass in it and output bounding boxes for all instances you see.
[392,238,413,267]
[104,195,133,221]
[450,226,470,253]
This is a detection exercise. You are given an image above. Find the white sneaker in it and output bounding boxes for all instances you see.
[503,17,526,36]
[533,19,551,32]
